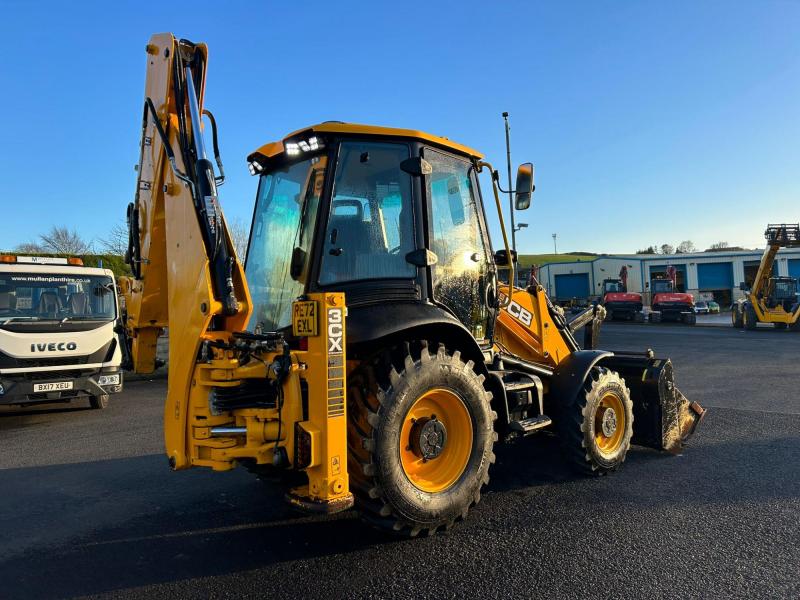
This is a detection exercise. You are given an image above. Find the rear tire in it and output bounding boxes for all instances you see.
[89,394,109,410]
[347,341,496,536]
[633,311,644,323]
[685,312,697,326]
[744,303,758,330]
[556,368,633,475]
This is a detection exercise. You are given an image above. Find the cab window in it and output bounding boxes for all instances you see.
[319,141,416,285]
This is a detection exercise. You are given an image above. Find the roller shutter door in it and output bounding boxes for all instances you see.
[697,262,733,290]
[554,273,590,300]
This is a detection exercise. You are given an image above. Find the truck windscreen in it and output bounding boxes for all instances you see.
[0,272,116,323]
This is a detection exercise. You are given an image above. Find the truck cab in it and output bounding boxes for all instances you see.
[0,255,123,409]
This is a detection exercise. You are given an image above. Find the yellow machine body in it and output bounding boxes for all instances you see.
[121,33,703,531]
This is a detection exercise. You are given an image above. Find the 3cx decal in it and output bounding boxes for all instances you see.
[327,308,343,353]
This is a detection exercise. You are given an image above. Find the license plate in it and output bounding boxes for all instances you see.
[33,381,74,393]
[292,301,318,337]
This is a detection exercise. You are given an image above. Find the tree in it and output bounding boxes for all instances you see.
[707,241,729,251]
[38,226,93,254]
[660,244,674,255]
[14,241,45,253]
[636,245,658,254]
[99,222,129,256]
[675,240,696,254]
[228,217,250,261]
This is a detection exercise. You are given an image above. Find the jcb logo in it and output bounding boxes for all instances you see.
[507,301,533,327]
[327,308,343,354]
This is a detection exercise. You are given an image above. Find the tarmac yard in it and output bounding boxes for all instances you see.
[1,324,798,599]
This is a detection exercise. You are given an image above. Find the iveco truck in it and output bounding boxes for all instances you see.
[0,255,123,409]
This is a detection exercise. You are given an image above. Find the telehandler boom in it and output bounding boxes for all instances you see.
[121,33,704,535]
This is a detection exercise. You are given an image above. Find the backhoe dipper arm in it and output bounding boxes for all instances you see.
[120,33,251,465]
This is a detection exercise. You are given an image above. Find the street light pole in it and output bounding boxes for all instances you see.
[552,233,558,254]
[503,112,516,255]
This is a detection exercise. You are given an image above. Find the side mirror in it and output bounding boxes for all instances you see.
[494,248,517,266]
[514,163,534,210]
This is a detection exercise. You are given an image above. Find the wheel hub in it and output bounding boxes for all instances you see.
[410,416,448,460]
[599,407,618,438]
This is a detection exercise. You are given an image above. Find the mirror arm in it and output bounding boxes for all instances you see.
[492,169,515,194]
[478,161,513,308]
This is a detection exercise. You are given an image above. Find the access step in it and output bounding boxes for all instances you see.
[509,415,552,436]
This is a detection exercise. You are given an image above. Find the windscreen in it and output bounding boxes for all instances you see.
[0,271,116,324]
[652,280,673,293]
[245,155,326,332]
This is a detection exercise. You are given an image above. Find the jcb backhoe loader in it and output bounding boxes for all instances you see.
[120,34,704,535]
[733,224,800,330]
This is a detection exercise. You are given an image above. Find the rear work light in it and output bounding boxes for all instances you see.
[67,257,84,266]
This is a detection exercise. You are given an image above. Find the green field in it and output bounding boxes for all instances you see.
[518,253,597,266]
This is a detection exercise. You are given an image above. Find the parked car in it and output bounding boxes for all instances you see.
[707,301,720,314]
[694,301,710,315]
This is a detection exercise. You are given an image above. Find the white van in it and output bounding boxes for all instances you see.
[0,255,123,409]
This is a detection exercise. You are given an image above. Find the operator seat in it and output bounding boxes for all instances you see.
[0,292,16,311]
[327,200,368,279]
[37,291,62,315]
[68,292,91,316]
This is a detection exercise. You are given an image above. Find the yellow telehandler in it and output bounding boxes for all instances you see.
[732,224,800,330]
[120,33,704,535]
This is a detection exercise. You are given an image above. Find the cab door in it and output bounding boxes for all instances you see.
[424,149,493,341]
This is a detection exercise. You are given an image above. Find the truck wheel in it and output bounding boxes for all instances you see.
[347,341,496,536]
[649,312,661,324]
[556,368,633,475]
[634,312,644,323]
[685,313,697,326]
[744,304,758,330]
[89,394,109,409]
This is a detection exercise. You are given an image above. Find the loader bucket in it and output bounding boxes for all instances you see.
[601,353,705,453]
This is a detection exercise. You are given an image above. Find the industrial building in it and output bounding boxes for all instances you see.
[534,249,800,306]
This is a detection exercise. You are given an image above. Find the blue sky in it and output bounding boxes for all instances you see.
[1,1,798,254]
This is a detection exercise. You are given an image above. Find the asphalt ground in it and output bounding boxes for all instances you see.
[1,324,798,599]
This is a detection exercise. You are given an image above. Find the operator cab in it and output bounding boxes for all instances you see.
[603,279,626,294]
[651,278,675,294]
[244,123,533,349]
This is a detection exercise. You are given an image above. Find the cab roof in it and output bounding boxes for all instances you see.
[249,122,483,163]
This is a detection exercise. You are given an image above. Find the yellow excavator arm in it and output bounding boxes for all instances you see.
[119,35,352,512]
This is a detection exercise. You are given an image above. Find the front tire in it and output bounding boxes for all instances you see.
[732,305,744,328]
[744,303,758,330]
[556,368,633,475]
[89,394,109,410]
[347,341,496,536]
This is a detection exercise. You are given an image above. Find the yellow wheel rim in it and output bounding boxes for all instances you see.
[594,392,626,456]
[400,388,473,493]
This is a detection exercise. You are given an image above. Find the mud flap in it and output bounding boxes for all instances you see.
[601,353,705,453]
